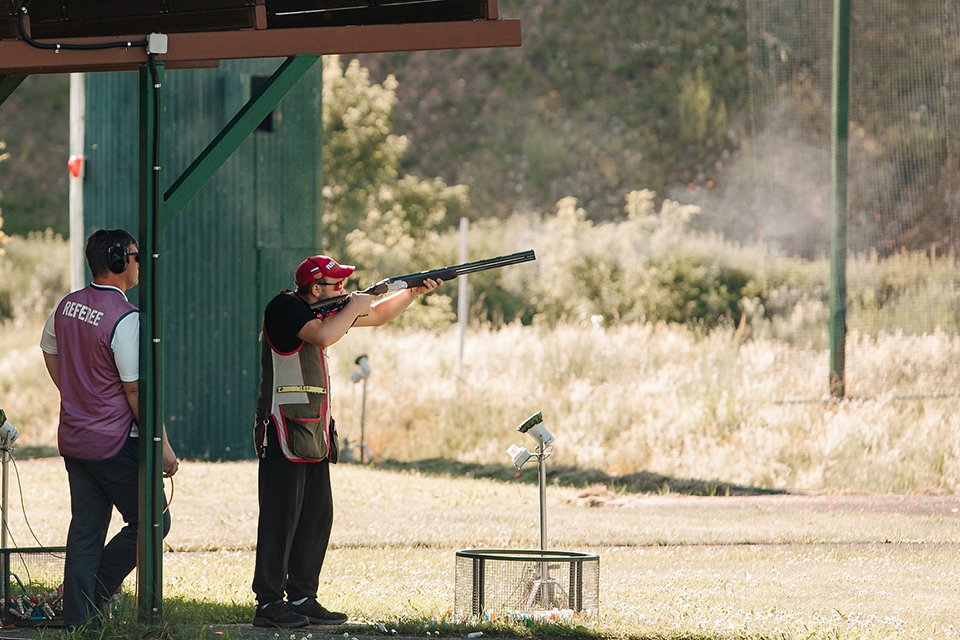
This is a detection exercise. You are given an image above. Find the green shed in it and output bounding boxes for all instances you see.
[79,58,323,460]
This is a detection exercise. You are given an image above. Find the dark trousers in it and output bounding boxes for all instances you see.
[252,420,333,605]
[62,437,171,628]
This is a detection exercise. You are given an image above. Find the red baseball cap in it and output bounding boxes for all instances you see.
[295,255,355,287]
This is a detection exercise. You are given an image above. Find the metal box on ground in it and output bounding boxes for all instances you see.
[1,547,66,627]
[455,549,599,622]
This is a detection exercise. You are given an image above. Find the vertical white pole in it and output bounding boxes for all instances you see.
[1,450,8,551]
[359,377,367,462]
[457,217,469,377]
[68,73,86,292]
[537,444,551,605]
[538,449,547,552]
[1,447,8,610]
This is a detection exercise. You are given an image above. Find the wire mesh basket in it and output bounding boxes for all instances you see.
[455,549,599,622]
[1,546,66,627]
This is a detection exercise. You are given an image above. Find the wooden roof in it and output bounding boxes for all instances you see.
[0,0,520,74]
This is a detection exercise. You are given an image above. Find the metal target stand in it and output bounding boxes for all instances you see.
[455,412,599,621]
[510,412,566,610]
[0,410,66,627]
[0,408,15,615]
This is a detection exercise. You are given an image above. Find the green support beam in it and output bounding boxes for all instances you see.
[138,60,165,620]
[162,54,320,227]
[0,75,26,107]
[136,54,319,620]
[829,0,851,399]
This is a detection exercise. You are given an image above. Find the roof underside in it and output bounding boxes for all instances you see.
[0,0,520,74]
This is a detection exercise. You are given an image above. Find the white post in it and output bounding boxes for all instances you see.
[1,449,8,552]
[457,217,469,377]
[358,376,368,462]
[68,73,86,292]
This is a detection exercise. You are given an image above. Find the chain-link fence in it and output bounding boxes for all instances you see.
[679,1,960,399]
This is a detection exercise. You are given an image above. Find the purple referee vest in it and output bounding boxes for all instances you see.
[54,284,138,460]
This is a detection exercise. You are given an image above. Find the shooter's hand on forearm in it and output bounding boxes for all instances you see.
[407,277,442,299]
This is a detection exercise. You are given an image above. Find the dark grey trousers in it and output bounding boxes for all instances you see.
[62,437,171,628]
[252,420,333,605]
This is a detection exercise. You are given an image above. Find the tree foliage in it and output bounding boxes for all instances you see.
[359,0,750,222]
[0,74,70,236]
[321,56,408,259]
[321,56,469,327]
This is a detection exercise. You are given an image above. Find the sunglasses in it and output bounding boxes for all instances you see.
[317,279,344,291]
[128,251,140,264]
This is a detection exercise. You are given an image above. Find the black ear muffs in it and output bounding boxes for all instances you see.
[107,241,128,274]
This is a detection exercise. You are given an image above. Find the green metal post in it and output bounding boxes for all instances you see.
[829,0,851,399]
[138,60,165,620]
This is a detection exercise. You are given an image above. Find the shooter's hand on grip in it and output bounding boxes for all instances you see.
[347,291,374,317]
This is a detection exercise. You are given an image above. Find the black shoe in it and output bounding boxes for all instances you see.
[253,601,310,628]
[288,599,348,626]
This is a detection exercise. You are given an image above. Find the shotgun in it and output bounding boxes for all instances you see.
[312,249,536,318]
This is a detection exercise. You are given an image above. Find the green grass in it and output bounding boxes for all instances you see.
[6,460,960,640]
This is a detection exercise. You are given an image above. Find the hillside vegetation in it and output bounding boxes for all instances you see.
[357,0,749,221]
[361,0,960,254]
[2,1,959,253]
[0,74,70,236]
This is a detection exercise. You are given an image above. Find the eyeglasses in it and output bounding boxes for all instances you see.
[317,279,344,291]
[128,251,140,263]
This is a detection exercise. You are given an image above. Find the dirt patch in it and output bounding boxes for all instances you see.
[565,487,960,517]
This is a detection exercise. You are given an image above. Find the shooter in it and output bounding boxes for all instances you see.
[250,254,442,629]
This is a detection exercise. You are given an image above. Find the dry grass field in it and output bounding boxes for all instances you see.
[4,244,960,638]
[2,457,958,639]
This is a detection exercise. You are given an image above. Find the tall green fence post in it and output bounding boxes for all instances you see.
[829,0,851,398]
[138,60,165,620]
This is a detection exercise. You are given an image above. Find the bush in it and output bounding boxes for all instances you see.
[0,230,70,323]
[441,190,773,330]
[431,188,959,342]
[643,255,754,326]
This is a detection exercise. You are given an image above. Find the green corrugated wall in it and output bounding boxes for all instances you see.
[82,58,323,459]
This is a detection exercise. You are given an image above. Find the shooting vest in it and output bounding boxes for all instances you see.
[255,324,333,462]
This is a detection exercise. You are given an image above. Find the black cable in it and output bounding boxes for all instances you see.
[164,476,174,514]
[18,0,148,51]
[9,451,169,555]
[11,455,49,551]
[3,516,20,548]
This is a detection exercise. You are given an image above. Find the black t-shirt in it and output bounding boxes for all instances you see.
[263,291,317,354]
